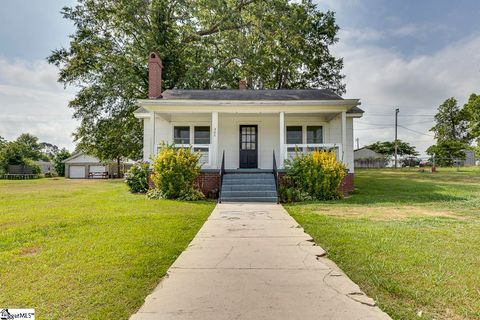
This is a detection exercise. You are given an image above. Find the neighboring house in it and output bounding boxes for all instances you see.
[354,147,387,168]
[461,149,476,166]
[134,52,364,201]
[63,153,133,179]
[34,160,54,174]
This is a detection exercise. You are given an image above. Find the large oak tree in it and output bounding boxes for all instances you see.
[48,0,345,161]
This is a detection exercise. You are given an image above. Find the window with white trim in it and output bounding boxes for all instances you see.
[174,126,190,144]
[194,126,210,144]
[306,126,323,143]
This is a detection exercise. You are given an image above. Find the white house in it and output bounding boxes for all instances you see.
[134,52,363,201]
[354,147,387,168]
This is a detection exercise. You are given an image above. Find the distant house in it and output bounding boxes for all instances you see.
[63,153,133,179]
[34,161,54,174]
[460,149,476,166]
[354,147,387,168]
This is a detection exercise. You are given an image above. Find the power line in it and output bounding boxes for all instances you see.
[398,125,435,137]
[365,113,435,117]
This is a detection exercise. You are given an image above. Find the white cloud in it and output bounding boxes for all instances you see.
[0,57,77,150]
[335,34,480,155]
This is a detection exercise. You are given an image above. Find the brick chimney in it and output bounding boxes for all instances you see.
[239,79,247,90]
[148,52,163,99]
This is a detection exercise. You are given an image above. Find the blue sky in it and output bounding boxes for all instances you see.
[1,0,479,153]
[324,0,480,57]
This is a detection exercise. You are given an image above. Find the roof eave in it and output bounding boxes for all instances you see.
[136,99,361,112]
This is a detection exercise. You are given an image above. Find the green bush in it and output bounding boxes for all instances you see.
[125,162,150,193]
[151,144,205,200]
[24,159,41,175]
[281,150,346,202]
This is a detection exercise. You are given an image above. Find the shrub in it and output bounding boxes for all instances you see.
[151,144,205,200]
[53,148,71,177]
[44,172,56,178]
[23,159,41,175]
[125,162,150,193]
[282,150,346,201]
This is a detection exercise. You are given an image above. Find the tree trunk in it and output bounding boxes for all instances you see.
[117,157,121,178]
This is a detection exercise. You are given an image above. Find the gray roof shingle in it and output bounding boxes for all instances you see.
[161,89,343,100]
[135,89,364,114]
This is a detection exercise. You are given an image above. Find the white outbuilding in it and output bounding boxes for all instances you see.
[63,153,133,179]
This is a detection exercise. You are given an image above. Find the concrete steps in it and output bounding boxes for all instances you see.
[220,173,278,203]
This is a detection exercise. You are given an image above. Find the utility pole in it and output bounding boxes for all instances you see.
[356,138,359,150]
[394,108,399,168]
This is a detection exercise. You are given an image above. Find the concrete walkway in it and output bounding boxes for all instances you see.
[131,203,391,320]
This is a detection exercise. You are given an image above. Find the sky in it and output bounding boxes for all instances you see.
[0,1,479,154]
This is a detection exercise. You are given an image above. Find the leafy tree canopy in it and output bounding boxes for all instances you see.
[0,134,45,171]
[426,140,467,167]
[48,0,345,161]
[53,148,72,177]
[366,140,419,158]
[463,93,480,144]
[430,97,470,144]
[40,142,60,160]
[0,136,6,151]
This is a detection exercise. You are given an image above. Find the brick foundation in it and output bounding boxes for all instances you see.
[148,171,221,199]
[195,172,220,199]
[339,173,354,195]
[148,171,354,199]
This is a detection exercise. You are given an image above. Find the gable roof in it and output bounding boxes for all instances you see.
[161,89,343,101]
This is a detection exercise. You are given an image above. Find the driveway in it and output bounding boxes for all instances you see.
[130,203,391,320]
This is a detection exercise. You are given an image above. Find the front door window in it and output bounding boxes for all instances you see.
[239,125,258,168]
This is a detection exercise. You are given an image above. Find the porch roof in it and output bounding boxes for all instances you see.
[134,89,363,117]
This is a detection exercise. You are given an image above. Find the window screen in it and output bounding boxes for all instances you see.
[194,126,210,144]
[174,126,190,144]
[306,126,323,144]
[286,126,303,144]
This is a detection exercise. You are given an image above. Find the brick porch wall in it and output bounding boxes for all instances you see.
[195,172,220,199]
[148,171,221,199]
[148,171,353,199]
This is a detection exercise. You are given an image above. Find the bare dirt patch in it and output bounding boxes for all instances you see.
[18,247,41,257]
[313,206,466,221]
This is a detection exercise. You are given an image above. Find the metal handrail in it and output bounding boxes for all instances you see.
[218,150,225,203]
[273,150,279,203]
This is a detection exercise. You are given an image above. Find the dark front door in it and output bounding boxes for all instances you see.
[239,125,258,168]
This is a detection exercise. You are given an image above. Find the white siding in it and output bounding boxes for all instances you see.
[89,165,107,173]
[65,154,101,164]
[218,113,280,170]
[143,117,151,160]
[146,112,356,172]
[346,117,354,173]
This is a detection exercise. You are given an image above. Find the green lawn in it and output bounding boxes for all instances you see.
[0,178,214,319]
[286,167,480,320]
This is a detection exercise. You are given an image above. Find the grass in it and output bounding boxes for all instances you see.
[0,178,215,319]
[285,167,480,320]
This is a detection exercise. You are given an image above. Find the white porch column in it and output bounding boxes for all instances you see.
[149,111,156,160]
[279,111,285,168]
[211,111,219,169]
[341,111,347,162]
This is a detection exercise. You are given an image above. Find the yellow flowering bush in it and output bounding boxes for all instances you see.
[280,150,346,202]
[150,143,205,200]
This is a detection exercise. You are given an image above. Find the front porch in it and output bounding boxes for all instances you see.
[140,110,354,173]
